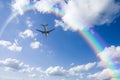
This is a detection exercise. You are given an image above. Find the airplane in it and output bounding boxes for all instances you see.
[36,24,55,37]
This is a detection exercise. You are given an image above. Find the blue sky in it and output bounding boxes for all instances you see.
[0,0,120,80]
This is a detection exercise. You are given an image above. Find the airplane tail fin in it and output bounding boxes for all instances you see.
[41,24,48,27]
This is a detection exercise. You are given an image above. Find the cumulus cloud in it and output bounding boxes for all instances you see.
[44,61,120,80]
[94,45,120,80]
[69,62,96,72]
[8,43,22,52]
[62,0,120,29]
[11,0,30,15]
[88,68,111,80]
[19,29,35,39]
[45,66,66,77]
[0,40,12,47]
[87,68,120,80]
[0,58,116,80]
[68,62,96,78]
[98,46,120,67]
[0,58,99,80]
[33,0,120,30]
[0,40,22,52]
[11,0,120,30]
[30,41,41,49]
[0,58,34,73]
[34,0,64,13]
[45,62,96,79]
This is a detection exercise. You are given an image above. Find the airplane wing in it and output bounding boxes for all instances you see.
[36,29,44,33]
[47,28,55,33]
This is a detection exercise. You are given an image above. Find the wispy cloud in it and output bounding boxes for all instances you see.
[29,74,37,78]
[26,17,33,27]
[55,19,70,31]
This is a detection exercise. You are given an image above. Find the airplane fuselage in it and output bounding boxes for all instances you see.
[43,26,48,36]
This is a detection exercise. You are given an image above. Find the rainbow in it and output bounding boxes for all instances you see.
[1,2,120,80]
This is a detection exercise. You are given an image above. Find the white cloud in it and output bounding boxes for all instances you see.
[97,60,107,68]
[94,45,120,80]
[0,40,22,52]
[45,62,96,79]
[62,0,120,28]
[33,0,120,31]
[11,0,120,30]
[19,29,35,39]
[11,0,30,15]
[34,0,64,13]
[0,58,34,73]
[30,41,41,49]
[26,17,33,27]
[1,58,117,80]
[69,62,96,73]
[8,43,22,52]
[98,46,120,67]
[0,40,12,47]
[87,68,120,80]
[45,66,66,77]
[55,19,71,31]
[88,68,110,80]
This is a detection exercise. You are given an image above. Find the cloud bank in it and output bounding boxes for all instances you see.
[11,0,120,30]
[0,58,34,73]
[0,56,120,80]
[62,0,120,28]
